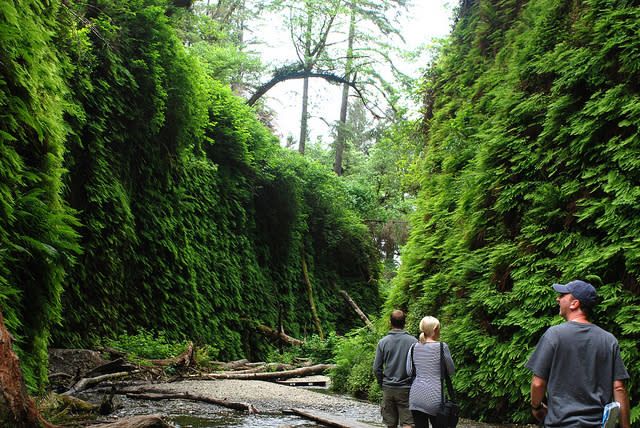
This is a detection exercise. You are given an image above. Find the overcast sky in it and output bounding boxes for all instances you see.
[250,1,455,146]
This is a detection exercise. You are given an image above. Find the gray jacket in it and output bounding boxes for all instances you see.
[373,329,417,388]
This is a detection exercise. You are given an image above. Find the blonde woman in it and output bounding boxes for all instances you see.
[405,316,455,428]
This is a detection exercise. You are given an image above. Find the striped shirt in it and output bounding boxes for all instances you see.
[405,342,455,415]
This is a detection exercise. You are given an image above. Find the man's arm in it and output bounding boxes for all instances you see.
[530,375,548,422]
[613,379,631,428]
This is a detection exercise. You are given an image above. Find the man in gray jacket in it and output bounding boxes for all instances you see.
[373,310,417,428]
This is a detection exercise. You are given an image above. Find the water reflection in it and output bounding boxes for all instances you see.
[103,395,328,427]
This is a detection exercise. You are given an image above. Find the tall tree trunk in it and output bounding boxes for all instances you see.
[298,4,313,154]
[301,256,324,339]
[231,0,246,94]
[299,75,310,154]
[334,81,349,175]
[333,1,356,175]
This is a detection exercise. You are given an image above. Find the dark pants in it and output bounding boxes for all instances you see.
[381,387,413,427]
[412,410,442,428]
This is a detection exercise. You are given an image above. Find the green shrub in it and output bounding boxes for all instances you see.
[194,344,220,369]
[266,333,339,364]
[104,330,188,360]
[331,328,380,400]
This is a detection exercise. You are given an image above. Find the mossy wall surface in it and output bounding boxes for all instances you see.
[0,0,379,391]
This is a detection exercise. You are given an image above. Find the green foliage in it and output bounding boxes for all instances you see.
[330,327,381,401]
[0,0,380,393]
[193,344,220,369]
[104,330,189,360]
[267,333,339,364]
[0,0,81,392]
[171,4,264,87]
[384,0,640,423]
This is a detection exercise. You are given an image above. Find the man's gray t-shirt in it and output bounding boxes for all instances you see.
[526,321,629,427]
[373,330,417,388]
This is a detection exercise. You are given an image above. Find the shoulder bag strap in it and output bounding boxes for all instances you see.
[440,342,456,401]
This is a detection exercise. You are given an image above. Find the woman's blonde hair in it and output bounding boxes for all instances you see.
[418,316,440,343]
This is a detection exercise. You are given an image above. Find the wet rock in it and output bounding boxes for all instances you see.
[49,349,109,379]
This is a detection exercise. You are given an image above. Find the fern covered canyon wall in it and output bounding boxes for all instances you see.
[389,0,639,423]
[3,0,640,424]
[1,0,379,391]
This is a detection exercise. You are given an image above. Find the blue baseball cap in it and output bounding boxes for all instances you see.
[552,280,597,307]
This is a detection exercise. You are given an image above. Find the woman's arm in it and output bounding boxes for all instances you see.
[405,344,415,377]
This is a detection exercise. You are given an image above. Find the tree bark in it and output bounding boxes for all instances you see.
[0,311,58,428]
[334,1,356,176]
[338,290,374,331]
[301,256,324,339]
[298,3,314,154]
[298,74,310,154]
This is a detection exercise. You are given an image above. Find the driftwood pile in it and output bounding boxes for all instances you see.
[44,347,337,427]
[89,358,335,412]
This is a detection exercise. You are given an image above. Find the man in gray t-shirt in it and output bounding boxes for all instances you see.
[526,280,631,427]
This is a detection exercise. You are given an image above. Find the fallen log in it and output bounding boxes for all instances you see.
[287,408,374,428]
[55,393,99,412]
[83,358,136,378]
[255,324,304,346]
[190,363,336,381]
[221,362,295,375]
[90,414,172,428]
[63,370,141,396]
[148,342,194,367]
[125,390,258,414]
[338,290,374,331]
[210,359,249,371]
[0,310,58,428]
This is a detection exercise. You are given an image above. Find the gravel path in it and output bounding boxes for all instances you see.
[128,379,534,428]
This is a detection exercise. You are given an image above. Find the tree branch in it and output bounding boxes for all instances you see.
[247,69,364,106]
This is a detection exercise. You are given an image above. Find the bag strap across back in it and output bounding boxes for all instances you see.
[439,342,456,405]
